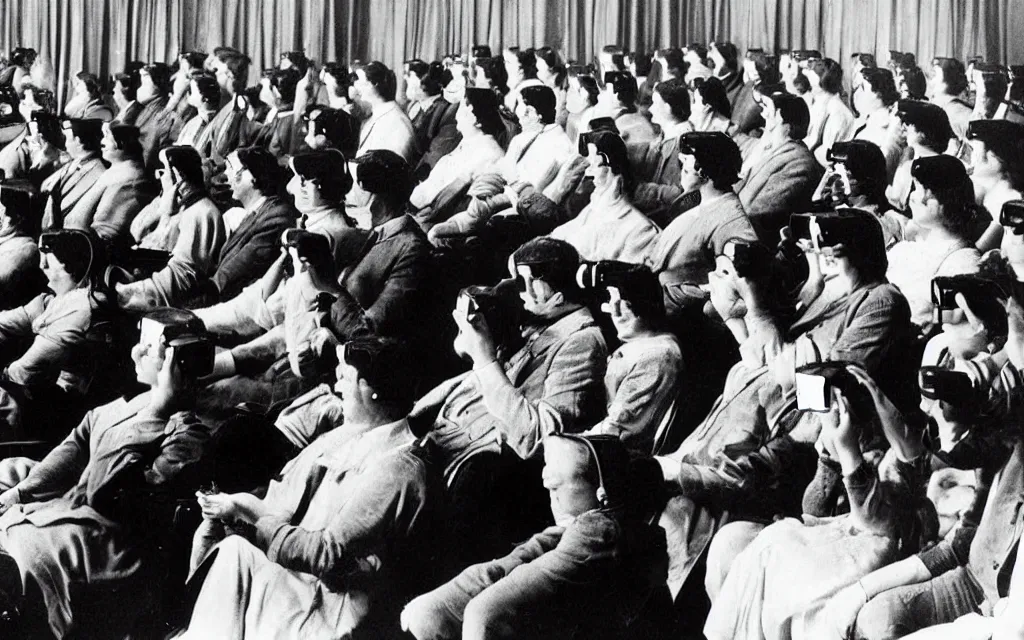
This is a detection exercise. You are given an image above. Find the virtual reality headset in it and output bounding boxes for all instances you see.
[139,315,215,378]
[931,274,1010,333]
[794,361,862,413]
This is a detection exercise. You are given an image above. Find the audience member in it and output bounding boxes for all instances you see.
[632,78,691,213]
[62,72,113,121]
[405,59,457,157]
[596,70,656,143]
[803,58,856,166]
[928,57,973,160]
[0,185,41,309]
[710,41,743,105]
[249,67,302,158]
[967,119,1024,250]
[688,76,736,136]
[40,118,106,231]
[852,68,903,180]
[732,49,777,135]
[175,73,222,148]
[886,99,955,210]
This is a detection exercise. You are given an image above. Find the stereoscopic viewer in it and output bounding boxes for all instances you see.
[139,316,215,378]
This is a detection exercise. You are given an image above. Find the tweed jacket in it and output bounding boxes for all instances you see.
[735,139,823,239]
[40,153,107,231]
[63,158,156,244]
[409,95,456,160]
[209,195,299,302]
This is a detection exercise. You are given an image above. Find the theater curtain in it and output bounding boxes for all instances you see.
[0,0,1020,107]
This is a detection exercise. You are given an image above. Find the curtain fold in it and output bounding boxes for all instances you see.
[0,0,1018,109]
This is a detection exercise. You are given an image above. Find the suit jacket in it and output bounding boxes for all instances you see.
[193,100,247,167]
[721,72,745,108]
[327,214,434,344]
[736,139,823,240]
[40,154,108,231]
[114,101,143,125]
[135,96,183,171]
[249,109,298,159]
[210,196,299,302]
[67,99,114,122]
[64,158,156,244]
[409,96,456,162]
[631,135,685,214]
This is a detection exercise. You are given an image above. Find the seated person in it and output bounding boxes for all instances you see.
[352,61,417,162]
[0,185,42,310]
[63,123,157,247]
[851,68,904,181]
[704,365,935,640]
[967,119,1024,251]
[62,71,114,121]
[405,59,457,158]
[646,131,758,314]
[40,118,107,231]
[732,49,777,135]
[546,129,660,263]
[631,78,692,214]
[412,238,607,564]
[929,57,973,161]
[302,106,358,156]
[190,147,299,306]
[688,76,738,136]
[735,89,823,240]
[193,48,250,172]
[593,70,656,144]
[249,67,302,158]
[401,434,668,640]
[0,105,65,184]
[180,338,437,640]
[0,229,117,440]
[578,262,683,455]
[425,85,572,235]
[131,63,185,171]
[802,58,856,166]
[117,146,227,310]
[410,87,505,224]
[654,209,916,599]
[887,156,982,333]
[813,139,909,248]
[0,308,211,638]
[174,72,222,148]
[886,99,955,211]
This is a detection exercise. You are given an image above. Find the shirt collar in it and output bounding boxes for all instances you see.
[246,195,268,215]
[374,213,408,239]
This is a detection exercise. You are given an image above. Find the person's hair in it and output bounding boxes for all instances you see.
[142,62,173,95]
[653,78,691,122]
[472,45,492,59]
[235,146,285,195]
[712,41,739,73]
[279,51,309,74]
[825,208,890,282]
[322,62,352,98]
[406,59,445,96]
[355,149,414,209]
[511,48,539,80]
[360,60,397,101]
[190,73,221,107]
[579,129,635,194]
[791,69,811,95]
[291,149,352,204]
[769,91,811,139]
[603,262,666,323]
[160,145,204,186]
[31,111,63,149]
[10,47,36,69]
[113,73,138,102]
[860,67,899,106]
[76,72,103,99]
[912,155,983,239]
[897,100,954,153]
[898,63,927,99]
[0,184,33,233]
[306,107,358,156]
[519,84,557,124]
[463,87,505,138]
[263,67,302,104]
[660,47,687,79]
[632,51,654,77]
[106,123,143,157]
[535,46,559,70]
[745,48,779,84]
[476,56,509,96]
[218,50,251,91]
[605,71,638,109]
[341,337,419,410]
[979,72,1009,119]
[832,140,889,209]
[65,118,104,152]
[685,43,709,66]
[574,74,600,108]
[932,57,969,96]
[691,76,732,118]
[679,131,743,190]
[179,50,207,71]
[512,237,583,303]
[806,58,844,94]
[23,84,57,114]
[969,121,1024,191]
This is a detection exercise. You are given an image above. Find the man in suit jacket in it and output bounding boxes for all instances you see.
[132,63,183,172]
[405,60,457,163]
[196,146,298,305]
[64,124,156,247]
[735,91,823,241]
[249,67,302,159]
[193,49,250,171]
[631,78,692,214]
[41,119,107,231]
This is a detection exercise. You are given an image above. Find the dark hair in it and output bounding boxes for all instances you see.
[160,145,204,186]
[573,74,600,108]
[10,47,36,69]
[660,48,687,79]
[769,91,811,140]
[141,62,174,95]
[932,57,969,96]
[263,67,302,104]
[360,61,397,101]
[463,87,505,138]
[113,73,138,102]
[807,58,844,94]
[24,84,57,115]
[692,76,732,117]
[0,184,32,233]
[179,50,207,71]
[235,146,285,196]
[510,49,538,80]
[897,100,954,153]
[712,41,739,73]
[106,123,143,157]
[279,51,309,75]
[897,63,927,99]
[535,46,559,70]
[190,74,221,107]
[39,228,108,289]
[64,118,104,152]
[861,68,899,106]
[76,72,104,99]
[820,209,890,282]
[912,155,981,239]
[679,131,742,190]
[652,78,690,122]
[979,72,1009,119]
[579,129,635,194]
[355,149,414,209]
[831,140,889,209]
[218,51,251,91]
[519,84,557,124]
[406,59,445,96]
[342,337,419,409]
[322,62,352,97]
[31,111,63,149]
[291,149,353,204]
[632,52,654,77]
[605,71,638,109]
[476,56,509,96]
[306,107,358,156]
[685,43,709,66]
[791,69,811,95]
[512,237,582,301]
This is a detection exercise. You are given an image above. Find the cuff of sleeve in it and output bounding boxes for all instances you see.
[254,514,290,551]
[675,463,708,497]
[843,462,874,490]
[917,540,961,577]
[472,359,504,383]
